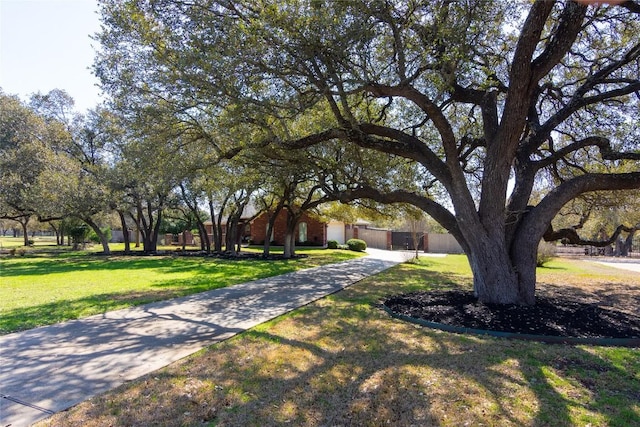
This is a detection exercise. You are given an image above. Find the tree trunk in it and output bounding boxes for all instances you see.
[208,198,219,252]
[236,225,243,253]
[621,229,636,257]
[135,210,141,248]
[133,200,162,253]
[149,208,162,252]
[84,217,111,255]
[19,217,30,246]
[50,222,61,246]
[117,210,131,254]
[263,218,274,257]
[462,230,538,306]
[197,220,210,253]
[213,221,223,252]
[263,206,283,257]
[225,217,239,253]
[208,198,225,253]
[283,211,298,259]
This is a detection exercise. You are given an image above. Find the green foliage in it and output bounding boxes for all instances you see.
[88,227,112,244]
[67,222,90,242]
[88,1,640,304]
[346,238,367,252]
[327,240,338,249]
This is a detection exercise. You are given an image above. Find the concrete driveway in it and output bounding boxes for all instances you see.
[0,249,405,427]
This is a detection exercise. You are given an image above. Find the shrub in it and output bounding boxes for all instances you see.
[88,227,112,244]
[346,238,367,252]
[327,240,339,249]
[537,241,556,267]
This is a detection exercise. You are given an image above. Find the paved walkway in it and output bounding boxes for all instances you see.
[0,249,405,427]
[592,261,640,273]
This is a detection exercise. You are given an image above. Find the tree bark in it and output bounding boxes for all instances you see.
[20,218,29,247]
[225,216,239,253]
[621,229,636,257]
[117,210,131,254]
[83,217,111,255]
[263,205,283,257]
[197,220,210,252]
[283,210,298,259]
[49,222,62,246]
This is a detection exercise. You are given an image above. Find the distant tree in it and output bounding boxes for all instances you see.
[551,191,640,256]
[0,91,56,245]
[29,91,114,254]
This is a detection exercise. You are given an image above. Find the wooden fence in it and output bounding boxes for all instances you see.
[352,227,464,254]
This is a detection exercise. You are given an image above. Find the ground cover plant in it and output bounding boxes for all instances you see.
[39,256,640,427]
[0,247,362,334]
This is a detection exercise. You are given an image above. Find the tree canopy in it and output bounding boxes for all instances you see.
[92,0,640,304]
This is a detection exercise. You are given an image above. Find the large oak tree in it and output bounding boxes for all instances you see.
[96,0,640,304]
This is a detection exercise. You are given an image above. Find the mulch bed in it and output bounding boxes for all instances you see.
[383,289,640,339]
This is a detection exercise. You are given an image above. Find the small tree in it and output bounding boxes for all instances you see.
[66,219,90,250]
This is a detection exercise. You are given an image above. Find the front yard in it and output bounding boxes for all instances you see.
[37,256,640,426]
[0,247,362,334]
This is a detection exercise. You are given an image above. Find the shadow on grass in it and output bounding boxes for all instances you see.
[0,250,347,278]
[1,249,362,335]
[71,291,639,426]
[0,289,184,334]
[0,260,301,335]
[0,255,190,278]
[31,258,640,426]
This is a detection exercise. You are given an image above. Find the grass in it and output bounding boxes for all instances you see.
[38,255,640,427]
[0,246,363,334]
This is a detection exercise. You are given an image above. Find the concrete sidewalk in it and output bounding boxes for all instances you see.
[592,260,640,273]
[0,249,405,427]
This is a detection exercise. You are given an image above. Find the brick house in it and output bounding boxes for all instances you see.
[204,209,328,246]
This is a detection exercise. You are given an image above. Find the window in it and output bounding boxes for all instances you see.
[298,222,307,243]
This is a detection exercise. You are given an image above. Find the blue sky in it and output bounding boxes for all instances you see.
[0,0,102,113]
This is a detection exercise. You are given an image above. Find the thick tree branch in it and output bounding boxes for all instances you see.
[524,43,640,152]
[502,0,555,127]
[536,136,640,170]
[516,171,640,246]
[544,223,637,246]
[282,125,455,189]
[451,84,499,141]
[330,185,464,247]
[531,1,587,82]
[363,83,477,220]
[363,83,457,156]
[620,0,640,14]
[357,123,453,187]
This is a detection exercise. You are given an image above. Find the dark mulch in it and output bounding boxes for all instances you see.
[383,289,640,339]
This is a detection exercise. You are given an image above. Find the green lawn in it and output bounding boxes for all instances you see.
[0,235,58,248]
[39,255,640,427]
[0,247,362,334]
